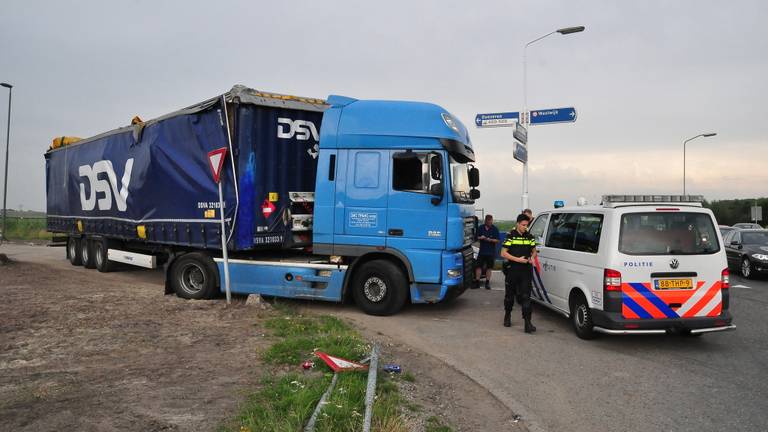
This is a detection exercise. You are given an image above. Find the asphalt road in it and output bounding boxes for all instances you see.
[3,244,766,432]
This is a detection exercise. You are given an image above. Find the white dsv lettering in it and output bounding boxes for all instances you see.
[277,118,319,141]
[79,159,134,211]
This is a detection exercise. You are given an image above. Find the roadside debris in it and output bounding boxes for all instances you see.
[383,364,402,374]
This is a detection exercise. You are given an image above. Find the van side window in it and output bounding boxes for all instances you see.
[529,214,549,245]
[392,152,438,194]
[546,213,604,253]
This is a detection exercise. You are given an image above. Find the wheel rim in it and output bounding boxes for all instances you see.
[95,243,103,267]
[68,239,77,259]
[575,304,587,328]
[81,241,89,262]
[180,263,206,294]
[742,260,751,277]
[363,276,387,303]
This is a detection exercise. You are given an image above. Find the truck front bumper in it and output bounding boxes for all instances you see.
[591,309,736,335]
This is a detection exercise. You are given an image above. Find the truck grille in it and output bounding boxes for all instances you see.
[463,217,476,246]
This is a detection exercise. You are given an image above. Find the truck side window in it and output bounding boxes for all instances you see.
[392,152,437,194]
[354,152,380,188]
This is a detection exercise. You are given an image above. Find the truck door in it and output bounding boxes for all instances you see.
[339,149,389,246]
[386,151,447,283]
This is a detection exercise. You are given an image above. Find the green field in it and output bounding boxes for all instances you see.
[1,217,51,241]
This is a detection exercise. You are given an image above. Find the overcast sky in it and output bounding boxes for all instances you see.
[1,0,766,218]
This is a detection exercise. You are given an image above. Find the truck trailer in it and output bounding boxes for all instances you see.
[45,85,480,315]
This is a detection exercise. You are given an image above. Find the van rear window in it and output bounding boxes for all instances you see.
[619,212,719,255]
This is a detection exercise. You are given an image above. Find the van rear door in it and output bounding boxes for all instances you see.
[617,209,726,320]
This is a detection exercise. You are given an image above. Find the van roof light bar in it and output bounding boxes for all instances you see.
[601,195,704,206]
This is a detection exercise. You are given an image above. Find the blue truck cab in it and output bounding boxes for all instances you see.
[46,85,479,316]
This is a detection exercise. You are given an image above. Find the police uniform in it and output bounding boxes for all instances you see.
[502,230,537,331]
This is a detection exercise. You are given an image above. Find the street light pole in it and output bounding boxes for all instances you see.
[1,82,12,244]
[683,132,716,195]
[521,26,584,211]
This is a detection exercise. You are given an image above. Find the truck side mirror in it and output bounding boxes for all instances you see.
[468,167,480,187]
[730,240,739,246]
[430,183,444,205]
[469,189,480,200]
[430,153,442,180]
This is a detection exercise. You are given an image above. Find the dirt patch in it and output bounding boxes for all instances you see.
[0,260,271,432]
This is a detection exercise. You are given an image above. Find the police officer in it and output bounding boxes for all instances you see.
[500,213,537,333]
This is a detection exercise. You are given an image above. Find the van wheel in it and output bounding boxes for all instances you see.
[741,258,752,279]
[571,294,596,340]
[171,252,219,300]
[67,236,83,266]
[352,260,408,316]
[81,237,95,269]
[94,238,115,273]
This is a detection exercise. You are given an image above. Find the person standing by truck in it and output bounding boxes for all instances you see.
[500,213,537,333]
[474,214,499,289]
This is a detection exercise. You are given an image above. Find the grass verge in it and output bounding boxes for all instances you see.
[1,218,50,241]
[224,306,411,432]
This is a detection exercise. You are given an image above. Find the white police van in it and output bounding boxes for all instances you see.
[528,195,736,339]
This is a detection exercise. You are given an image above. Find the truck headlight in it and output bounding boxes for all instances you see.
[447,268,462,279]
[752,254,768,261]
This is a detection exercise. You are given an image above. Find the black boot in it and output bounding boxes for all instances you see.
[524,319,536,333]
[503,311,511,327]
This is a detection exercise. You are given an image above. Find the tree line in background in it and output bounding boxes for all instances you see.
[703,197,767,227]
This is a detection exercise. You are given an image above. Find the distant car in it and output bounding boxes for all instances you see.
[723,229,768,278]
[733,223,764,230]
[719,225,735,237]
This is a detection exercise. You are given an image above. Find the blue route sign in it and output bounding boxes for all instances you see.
[475,111,519,128]
[529,107,577,125]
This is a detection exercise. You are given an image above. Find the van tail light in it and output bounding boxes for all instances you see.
[604,269,622,292]
[721,268,729,289]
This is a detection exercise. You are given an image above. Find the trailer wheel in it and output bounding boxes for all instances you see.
[352,260,408,316]
[81,237,95,269]
[570,293,596,340]
[67,236,83,266]
[94,238,115,273]
[170,252,219,300]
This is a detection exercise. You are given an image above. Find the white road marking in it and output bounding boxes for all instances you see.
[731,284,752,289]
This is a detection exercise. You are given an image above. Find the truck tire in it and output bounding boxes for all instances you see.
[352,260,408,316]
[94,238,115,273]
[81,237,96,269]
[571,293,596,340]
[170,252,219,300]
[67,236,83,266]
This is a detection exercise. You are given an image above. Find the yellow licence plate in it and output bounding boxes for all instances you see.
[655,278,693,290]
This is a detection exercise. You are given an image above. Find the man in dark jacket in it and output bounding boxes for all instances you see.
[474,214,500,289]
[500,213,537,333]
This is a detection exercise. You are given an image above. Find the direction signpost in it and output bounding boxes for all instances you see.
[475,111,519,128]
[529,107,577,124]
[207,147,232,305]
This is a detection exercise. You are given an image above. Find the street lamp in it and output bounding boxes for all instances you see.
[521,26,585,211]
[0,82,11,244]
[683,132,716,196]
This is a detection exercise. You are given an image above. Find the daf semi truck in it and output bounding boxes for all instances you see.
[45,85,480,315]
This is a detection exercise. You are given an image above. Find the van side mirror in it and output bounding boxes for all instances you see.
[430,183,444,205]
[470,189,480,200]
[468,167,480,187]
[730,240,739,246]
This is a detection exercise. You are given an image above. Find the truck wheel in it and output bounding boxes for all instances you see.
[352,260,408,316]
[67,236,83,266]
[94,238,115,273]
[170,252,219,300]
[571,293,596,340]
[81,237,95,269]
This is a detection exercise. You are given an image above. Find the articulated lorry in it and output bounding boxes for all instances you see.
[46,85,480,315]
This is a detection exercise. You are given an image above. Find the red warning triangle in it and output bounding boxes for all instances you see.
[314,351,368,372]
[207,147,228,183]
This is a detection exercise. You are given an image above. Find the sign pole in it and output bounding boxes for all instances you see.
[218,180,232,305]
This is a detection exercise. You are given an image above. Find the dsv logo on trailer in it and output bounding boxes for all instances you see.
[78,159,134,212]
[277,118,319,141]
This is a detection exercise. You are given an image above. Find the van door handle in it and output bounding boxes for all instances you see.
[388,229,403,236]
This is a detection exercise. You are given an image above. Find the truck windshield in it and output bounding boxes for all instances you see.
[449,155,472,203]
[619,212,720,255]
